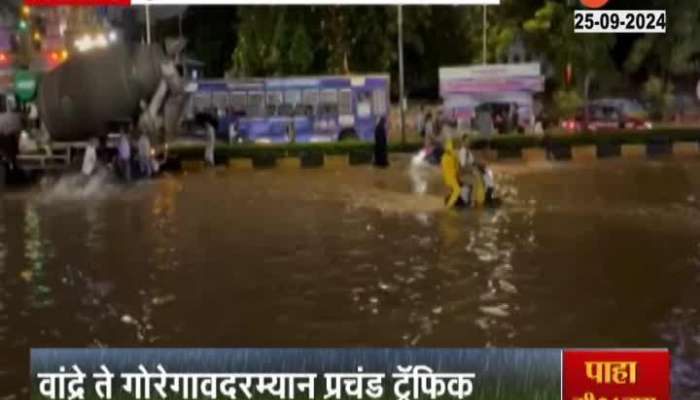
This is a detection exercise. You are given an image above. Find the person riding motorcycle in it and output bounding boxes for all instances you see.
[442,135,493,209]
[441,137,465,209]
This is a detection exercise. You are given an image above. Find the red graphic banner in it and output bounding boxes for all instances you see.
[563,350,670,400]
[24,0,130,6]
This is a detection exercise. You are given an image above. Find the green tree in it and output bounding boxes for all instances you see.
[553,89,583,119]
[230,7,287,77]
[179,6,239,77]
[642,76,673,120]
[288,25,314,74]
[624,0,700,78]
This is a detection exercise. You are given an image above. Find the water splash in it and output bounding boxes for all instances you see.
[408,149,434,195]
[37,169,120,202]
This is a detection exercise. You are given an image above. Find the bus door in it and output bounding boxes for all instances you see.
[283,89,310,143]
[298,89,318,142]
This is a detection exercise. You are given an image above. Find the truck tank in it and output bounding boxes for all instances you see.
[37,43,165,142]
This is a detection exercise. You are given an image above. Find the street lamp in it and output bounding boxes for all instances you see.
[397,5,406,144]
[482,5,488,64]
[145,5,152,44]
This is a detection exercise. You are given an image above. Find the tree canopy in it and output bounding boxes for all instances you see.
[177,2,700,103]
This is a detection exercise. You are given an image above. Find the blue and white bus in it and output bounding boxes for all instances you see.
[184,75,390,143]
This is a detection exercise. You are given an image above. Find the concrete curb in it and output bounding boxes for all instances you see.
[621,144,646,159]
[571,145,597,162]
[181,160,206,173]
[324,155,349,168]
[522,148,547,162]
[672,141,700,157]
[172,141,700,173]
[227,158,254,171]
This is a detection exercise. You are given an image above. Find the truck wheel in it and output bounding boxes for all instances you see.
[339,129,359,142]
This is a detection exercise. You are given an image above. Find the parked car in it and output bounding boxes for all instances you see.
[561,100,652,133]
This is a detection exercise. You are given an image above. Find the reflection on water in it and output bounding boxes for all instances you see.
[0,159,699,398]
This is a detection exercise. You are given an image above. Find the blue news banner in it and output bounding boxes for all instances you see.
[31,348,561,400]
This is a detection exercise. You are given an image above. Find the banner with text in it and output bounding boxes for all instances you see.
[31,348,668,400]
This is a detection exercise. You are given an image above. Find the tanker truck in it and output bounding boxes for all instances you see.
[0,38,187,183]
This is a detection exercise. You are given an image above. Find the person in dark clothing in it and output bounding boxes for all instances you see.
[374,117,389,168]
[0,133,19,171]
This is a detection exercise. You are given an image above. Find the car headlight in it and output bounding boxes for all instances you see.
[644,122,653,129]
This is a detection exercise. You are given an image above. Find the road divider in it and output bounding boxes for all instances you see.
[166,128,700,172]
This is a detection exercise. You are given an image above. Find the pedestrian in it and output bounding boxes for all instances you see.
[475,107,495,136]
[137,132,152,178]
[81,137,98,178]
[117,131,131,182]
[510,103,520,133]
[228,121,238,145]
[373,117,389,168]
[416,105,426,138]
[441,137,466,209]
[423,112,434,146]
[434,110,444,139]
[287,121,296,144]
[204,118,216,166]
[28,102,39,131]
[458,134,474,169]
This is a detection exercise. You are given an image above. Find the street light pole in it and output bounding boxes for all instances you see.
[482,5,487,65]
[398,5,406,144]
[145,5,152,44]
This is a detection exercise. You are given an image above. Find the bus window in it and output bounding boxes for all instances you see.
[284,90,301,116]
[339,89,352,116]
[212,92,229,113]
[267,91,282,106]
[319,89,338,116]
[372,89,387,115]
[302,89,319,115]
[230,92,246,114]
[284,90,301,106]
[278,104,294,117]
[266,91,282,116]
[193,93,212,114]
[357,92,372,118]
[246,92,265,118]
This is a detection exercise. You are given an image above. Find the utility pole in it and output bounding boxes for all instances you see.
[145,5,151,44]
[398,5,406,144]
[482,5,487,64]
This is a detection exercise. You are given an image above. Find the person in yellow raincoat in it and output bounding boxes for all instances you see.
[442,136,486,209]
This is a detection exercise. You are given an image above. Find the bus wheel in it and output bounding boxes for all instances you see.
[338,129,359,142]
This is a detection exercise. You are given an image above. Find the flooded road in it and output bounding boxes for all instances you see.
[1,158,700,398]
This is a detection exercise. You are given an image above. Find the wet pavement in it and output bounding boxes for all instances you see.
[1,157,700,398]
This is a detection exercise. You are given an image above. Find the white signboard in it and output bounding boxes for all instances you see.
[439,63,542,81]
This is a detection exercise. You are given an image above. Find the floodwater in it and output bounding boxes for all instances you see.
[1,157,700,398]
